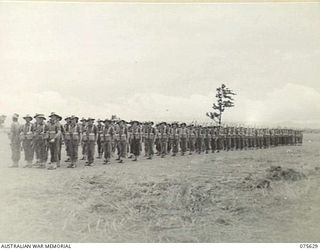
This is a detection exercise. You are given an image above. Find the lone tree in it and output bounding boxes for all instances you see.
[206,84,236,127]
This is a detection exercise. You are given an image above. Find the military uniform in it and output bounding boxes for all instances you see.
[85,118,97,166]
[47,112,62,169]
[102,120,114,164]
[63,117,72,162]
[65,116,81,168]
[129,121,142,161]
[96,120,104,159]
[33,114,48,168]
[195,126,204,154]
[80,118,88,161]
[187,125,196,155]
[144,122,156,159]
[9,114,21,167]
[20,115,34,167]
[158,122,169,158]
[117,120,129,163]
[170,123,180,156]
[179,123,188,155]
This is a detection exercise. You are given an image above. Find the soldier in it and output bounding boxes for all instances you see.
[8,113,21,168]
[158,122,169,158]
[222,126,228,151]
[167,123,172,154]
[204,126,211,154]
[188,124,196,155]
[66,116,81,168]
[96,119,104,159]
[239,127,245,150]
[102,119,114,164]
[117,120,129,163]
[129,121,142,161]
[226,126,232,151]
[33,114,48,168]
[179,123,188,156]
[85,118,97,166]
[20,114,34,168]
[210,126,218,153]
[263,128,270,148]
[64,117,72,163]
[195,125,204,154]
[80,118,87,161]
[47,112,62,170]
[155,123,161,156]
[170,122,180,156]
[144,121,157,159]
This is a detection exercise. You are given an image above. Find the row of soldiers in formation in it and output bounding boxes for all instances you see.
[8,113,303,169]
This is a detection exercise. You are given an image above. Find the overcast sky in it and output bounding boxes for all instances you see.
[1,2,319,127]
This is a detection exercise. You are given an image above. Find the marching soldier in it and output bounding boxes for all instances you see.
[96,119,104,159]
[65,116,81,168]
[33,114,48,168]
[102,119,114,164]
[85,118,97,166]
[20,115,34,168]
[47,112,62,170]
[8,113,21,168]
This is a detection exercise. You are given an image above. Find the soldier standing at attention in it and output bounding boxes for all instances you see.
[155,123,161,156]
[33,114,48,168]
[20,115,34,168]
[47,112,62,170]
[67,115,81,168]
[102,119,114,164]
[187,124,196,155]
[80,118,87,161]
[96,119,104,159]
[144,121,157,159]
[170,122,180,156]
[210,126,217,153]
[85,118,97,166]
[195,125,204,154]
[179,123,188,156]
[64,117,71,163]
[117,120,129,163]
[129,121,142,161]
[158,122,169,158]
[204,126,211,154]
[8,113,21,168]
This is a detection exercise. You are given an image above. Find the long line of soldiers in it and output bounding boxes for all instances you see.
[8,113,303,169]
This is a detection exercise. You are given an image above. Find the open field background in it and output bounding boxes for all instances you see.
[0,131,319,242]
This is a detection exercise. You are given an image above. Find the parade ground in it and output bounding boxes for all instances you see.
[0,131,319,242]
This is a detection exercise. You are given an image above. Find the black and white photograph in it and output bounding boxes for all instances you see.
[0,1,319,245]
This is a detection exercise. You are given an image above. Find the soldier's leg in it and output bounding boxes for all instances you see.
[39,140,47,168]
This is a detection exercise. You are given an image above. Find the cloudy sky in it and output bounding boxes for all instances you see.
[1,2,320,127]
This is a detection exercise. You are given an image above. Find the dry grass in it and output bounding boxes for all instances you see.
[0,131,319,242]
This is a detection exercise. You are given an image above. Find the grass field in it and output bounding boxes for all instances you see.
[0,132,319,242]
